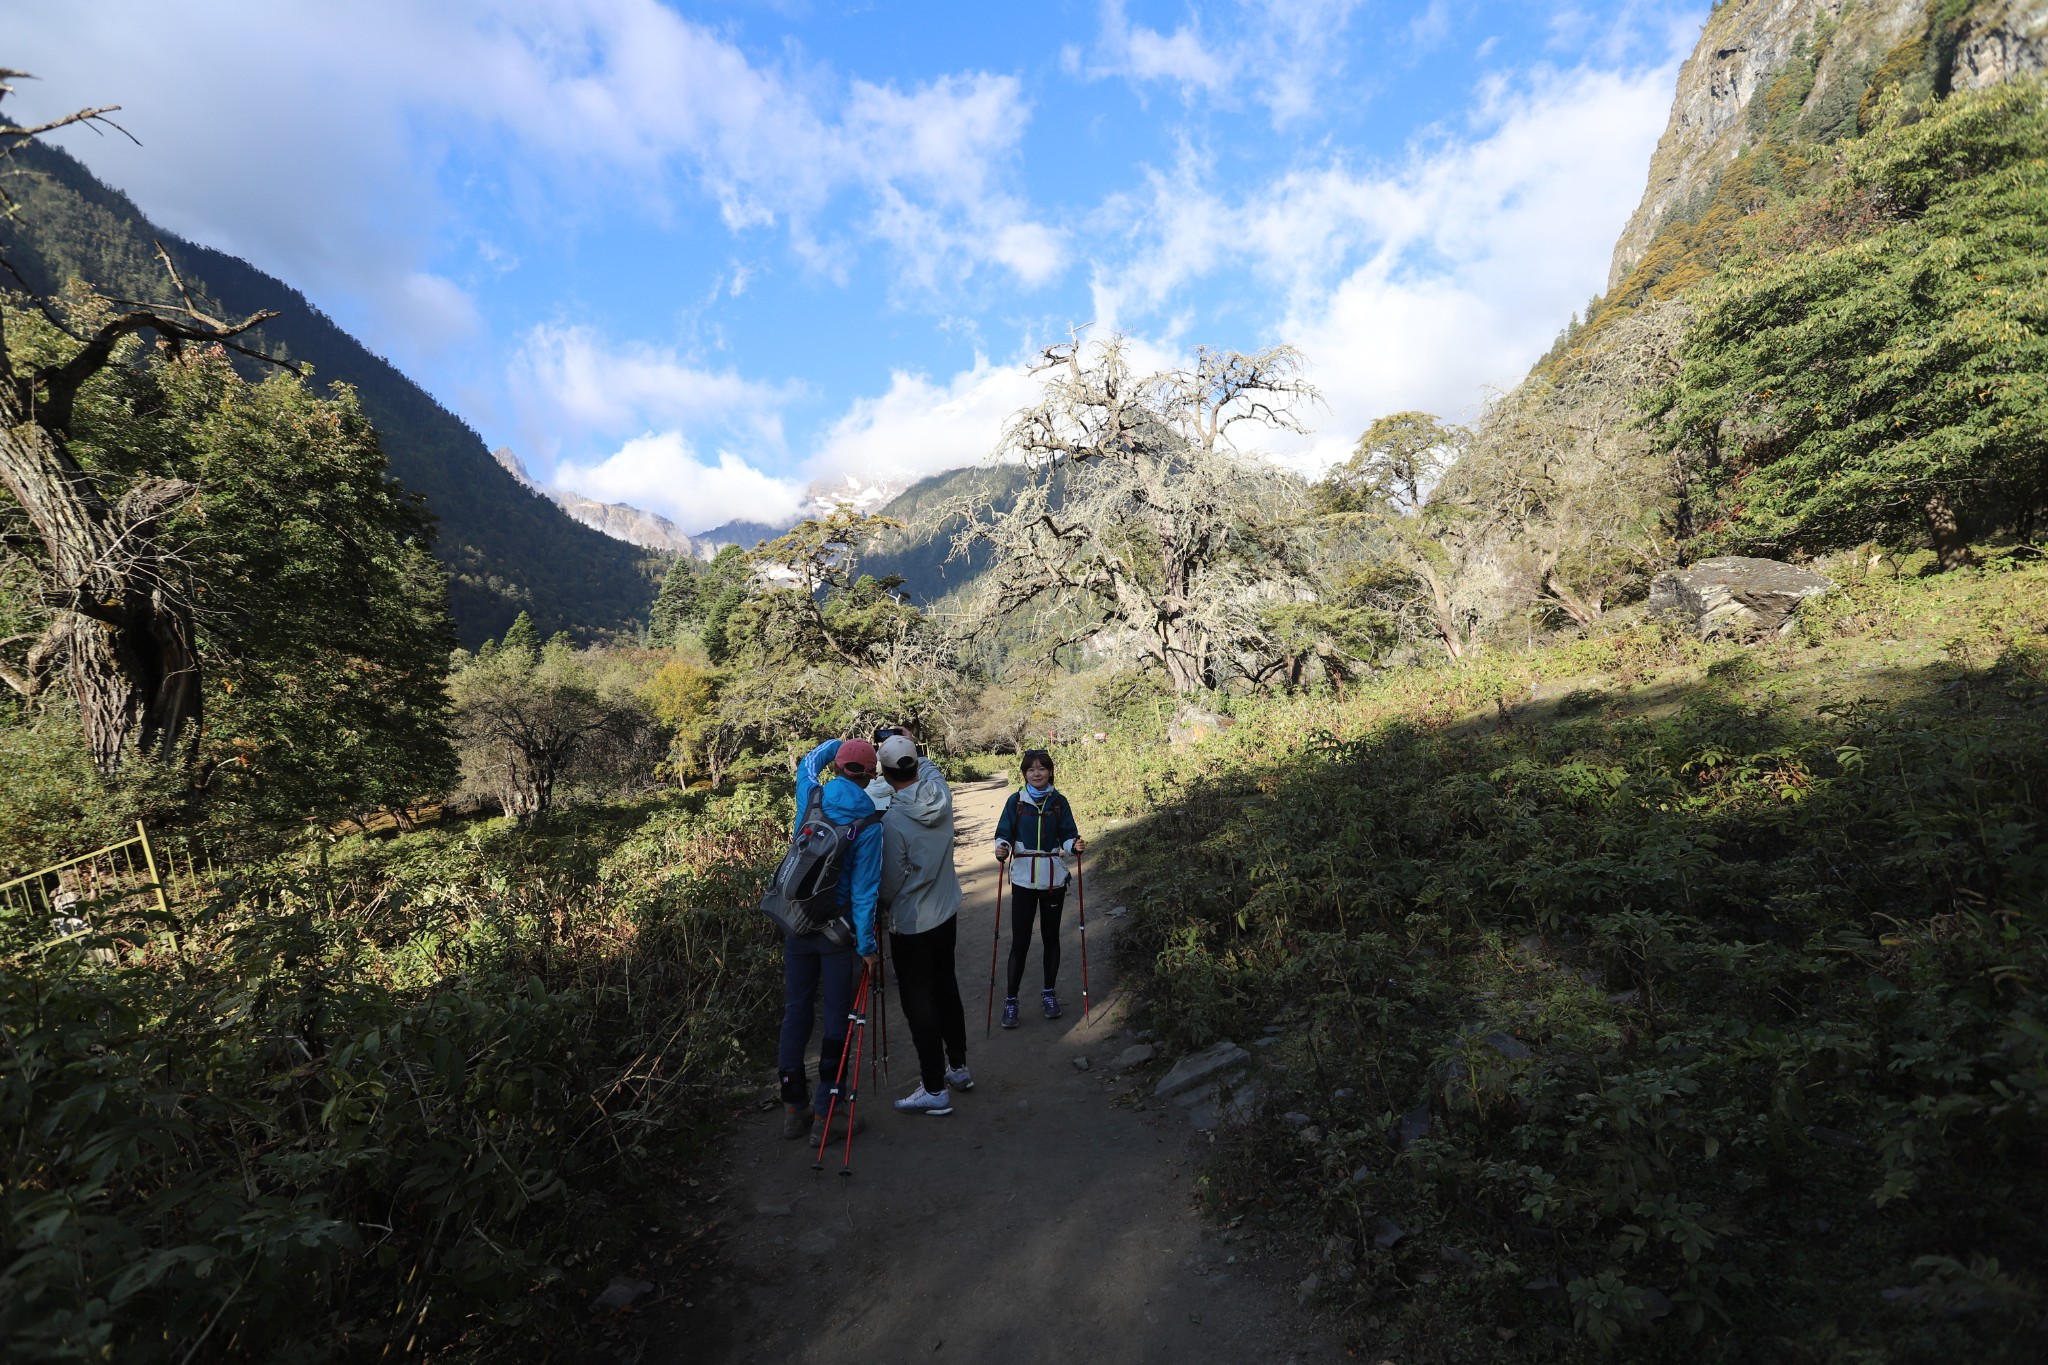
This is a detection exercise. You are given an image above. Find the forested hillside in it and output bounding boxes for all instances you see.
[6,140,654,644]
[858,462,1031,606]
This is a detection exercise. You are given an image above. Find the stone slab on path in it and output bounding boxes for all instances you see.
[1153,1041,1251,1099]
[634,776,1342,1365]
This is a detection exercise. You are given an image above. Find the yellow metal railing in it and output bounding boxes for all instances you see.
[0,822,212,947]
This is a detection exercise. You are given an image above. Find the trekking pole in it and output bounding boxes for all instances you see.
[875,931,891,1085]
[986,867,1005,1037]
[838,970,872,1177]
[814,965,871,1172]
[1075,849,1091,1023]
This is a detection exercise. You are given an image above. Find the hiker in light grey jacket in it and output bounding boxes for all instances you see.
[875,733,972,1115]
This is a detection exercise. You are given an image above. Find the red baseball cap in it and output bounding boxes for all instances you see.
[834,739,878,779]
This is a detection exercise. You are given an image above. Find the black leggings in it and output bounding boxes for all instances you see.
[1006,883,1066,996]
[890,915,967,1093]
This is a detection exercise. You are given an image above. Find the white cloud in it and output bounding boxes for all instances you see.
[1124,18,1234,95]
[555,434,804,534]
[1086,0,1370,124]
[376,272,483,353]
[511,324,794,447]
[808,357,1048,484]
[7,0,1061,363]
[533,348,1044,530]
[1088,60,1681,471]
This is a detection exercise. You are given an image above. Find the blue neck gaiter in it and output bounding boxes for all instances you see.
[1025,782,1053,801]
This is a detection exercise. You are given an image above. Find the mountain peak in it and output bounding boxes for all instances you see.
[802,473,916,518]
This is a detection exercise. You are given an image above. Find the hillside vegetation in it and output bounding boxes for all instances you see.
[1063,553,2048,1361]
[6,141,655,644]
[1427,73,2047,651]
[1,787,787,1361]
[1036,52,2048,1362]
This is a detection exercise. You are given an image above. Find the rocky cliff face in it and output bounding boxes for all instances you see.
[1952,0,2048,86]
[1608,0,2048,291]
[548,489,707,557]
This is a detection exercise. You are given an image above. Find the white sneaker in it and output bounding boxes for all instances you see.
[893,1085,954,1115]
[944,1064,974,1092]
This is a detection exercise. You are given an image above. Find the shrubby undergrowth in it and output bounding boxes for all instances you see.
[0,786,785,1362]
[1064,556,2048,1362]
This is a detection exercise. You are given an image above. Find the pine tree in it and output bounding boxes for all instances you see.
[648,557,703,647]
[499,611,540,661]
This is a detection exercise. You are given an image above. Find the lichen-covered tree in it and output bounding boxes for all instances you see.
[1314,412,1478,658]
[2,75,457,819]
[958,335,1319,694]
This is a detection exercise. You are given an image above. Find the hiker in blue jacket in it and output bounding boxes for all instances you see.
[779,737,884,1141]
[992,748,1086,1026]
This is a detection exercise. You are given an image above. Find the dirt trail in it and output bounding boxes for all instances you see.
[658,777,1341,1365]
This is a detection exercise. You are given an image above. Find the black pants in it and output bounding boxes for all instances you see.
[890,915,967,1093]
[1006,883,1067,996]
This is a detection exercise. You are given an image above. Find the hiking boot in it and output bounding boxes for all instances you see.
[893,1085,954,1116]
[781,1107,814,1141]
[1042,990,1063,1020]
[1001,998,1020,1029]
[944,1064,974,1092]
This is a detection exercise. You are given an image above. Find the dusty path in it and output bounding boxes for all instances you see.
[655,777,1341,1365]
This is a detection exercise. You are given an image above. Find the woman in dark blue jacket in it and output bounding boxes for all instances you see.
[991,749,1086,1026]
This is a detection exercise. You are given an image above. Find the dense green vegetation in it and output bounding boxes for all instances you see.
[1,788,786,1361]
[1654,81,2047,562]
[1064,554,2048,1361]
[6,141,655,644]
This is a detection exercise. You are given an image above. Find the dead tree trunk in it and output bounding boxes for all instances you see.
[0,411,205,769]
[2,86,284,773]
[1541,563,1605,629]
[1420,561,1466,660]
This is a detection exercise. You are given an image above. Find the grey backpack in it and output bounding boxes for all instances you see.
[760,786,878,947]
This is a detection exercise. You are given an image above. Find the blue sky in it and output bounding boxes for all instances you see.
[11,1,1702,533]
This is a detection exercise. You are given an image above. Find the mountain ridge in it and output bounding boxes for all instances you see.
[5,139,656,646]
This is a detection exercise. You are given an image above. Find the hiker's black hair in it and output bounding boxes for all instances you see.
[1020,748,1055,778]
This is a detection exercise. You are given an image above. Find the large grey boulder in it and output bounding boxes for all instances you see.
[1648,556,1832,639]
